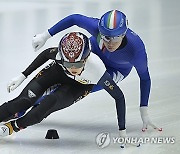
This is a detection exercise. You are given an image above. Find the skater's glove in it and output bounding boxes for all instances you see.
[32,31,51,52]
[140,106,162,132]
[7,73,26,93]
[119,129,140,148]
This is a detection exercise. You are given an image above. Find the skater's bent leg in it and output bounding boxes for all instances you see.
[0,81,45,122]
[14,85,76,129]
[15,94,58,129]
[42,84,93,118]
[11,84,93,131]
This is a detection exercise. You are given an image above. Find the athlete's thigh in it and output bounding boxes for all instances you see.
[43,83,93,118]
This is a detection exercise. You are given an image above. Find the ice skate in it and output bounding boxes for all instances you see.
[0,122,13,137]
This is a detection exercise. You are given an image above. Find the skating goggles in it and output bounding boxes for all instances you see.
[100,33,126,43]
[63,61,85,68]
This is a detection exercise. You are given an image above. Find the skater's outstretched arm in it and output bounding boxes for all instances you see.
[97,71,125,131]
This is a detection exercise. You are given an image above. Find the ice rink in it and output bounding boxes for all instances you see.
[0,0,180,153]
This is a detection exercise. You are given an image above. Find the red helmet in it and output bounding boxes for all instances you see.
[58,32,91,63]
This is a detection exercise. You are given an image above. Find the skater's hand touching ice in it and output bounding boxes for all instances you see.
[140,106,162,132]
[7,73,26,93]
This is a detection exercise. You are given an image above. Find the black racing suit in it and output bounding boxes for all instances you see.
[0,47,125,131]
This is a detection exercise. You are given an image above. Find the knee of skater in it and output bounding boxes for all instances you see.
[18,97,33,108]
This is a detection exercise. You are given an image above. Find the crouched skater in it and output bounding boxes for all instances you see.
[0,32,132,147]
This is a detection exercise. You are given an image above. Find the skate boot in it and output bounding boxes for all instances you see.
[0,122,13,137]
